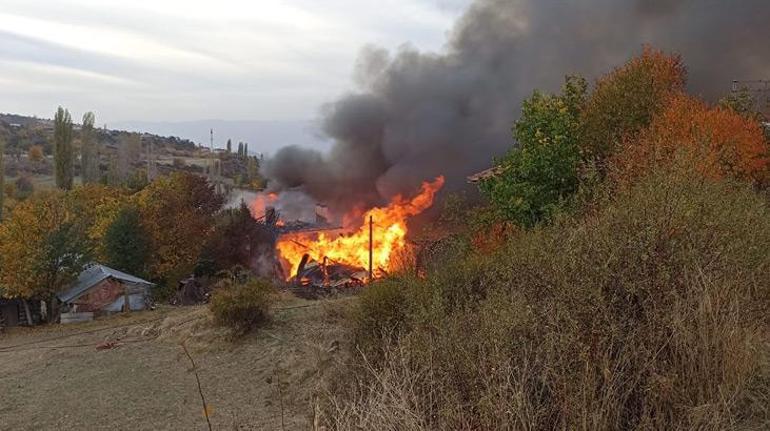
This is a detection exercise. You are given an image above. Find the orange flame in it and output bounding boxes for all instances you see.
[250,192,279,218]
[276,176,445,279]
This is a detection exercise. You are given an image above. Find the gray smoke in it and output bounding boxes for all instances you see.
[262,0,770,213]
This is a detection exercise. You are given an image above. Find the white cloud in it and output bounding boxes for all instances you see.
[0,0,470,123]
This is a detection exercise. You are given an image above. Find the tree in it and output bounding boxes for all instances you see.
[14,176,34,200]
[80,112,100,184]
[247,155,259,183]
[103,207,150,277]
[0,192,91,321]
[610,93,769,186]
[28,145,44,162]
[135,172,224,284]
[244,143,249,157]
[66,183,128,256]
[38,220,91,320]
[226,138,232,153]
[719,86,767,129]
[581,47,687,163]
[199,202,278,277]
[54,106,74,190]
[117,133,141,183]
[237,142,244,157]
[480,76,587,227]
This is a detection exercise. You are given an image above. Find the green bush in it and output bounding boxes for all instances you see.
[210,279,274,334]
[352,278,414,362]
[328,170,770,430]
[480,76,586,227]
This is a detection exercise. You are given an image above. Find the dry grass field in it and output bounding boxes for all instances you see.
[0,296,353,430]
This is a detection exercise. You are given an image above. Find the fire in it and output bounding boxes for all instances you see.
[276,176,445,280]
[250,192,278,219]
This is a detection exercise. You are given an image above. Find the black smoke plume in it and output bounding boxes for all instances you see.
[262,0,770,214]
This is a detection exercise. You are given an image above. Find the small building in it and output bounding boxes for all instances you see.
[0,298,42,328]
[57,264,155,314]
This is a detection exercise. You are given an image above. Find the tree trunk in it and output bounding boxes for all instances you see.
[47,297,60,324]
[22,299,33,326]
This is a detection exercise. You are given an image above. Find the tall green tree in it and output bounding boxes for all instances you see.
[54,106,74,190]
[247,155,259,183]
[244,143,249,157]
[80,112,99,184]
[480,76,587,227]
[38,220,91,320]
[226,138,232,153]
[103,207,149,276]
[117,133,141,183]
[237,142,244,157]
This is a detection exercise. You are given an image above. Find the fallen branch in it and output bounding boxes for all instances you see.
[181,342,213,431]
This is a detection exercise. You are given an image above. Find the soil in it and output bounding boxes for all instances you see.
[0,295,354,430]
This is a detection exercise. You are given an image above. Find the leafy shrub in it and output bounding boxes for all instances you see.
[351,278,414,362]
[610,93,769,186]
[329,169,770,430]
[210,279,274,334]
[27,144,45,162]
[480,76,586,227]
[581,46,686,162]
[14,175,34,199]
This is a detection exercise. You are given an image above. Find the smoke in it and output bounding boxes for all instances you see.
[262,0,770,214]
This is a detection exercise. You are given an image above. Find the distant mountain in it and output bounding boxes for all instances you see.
[111,119,332,156]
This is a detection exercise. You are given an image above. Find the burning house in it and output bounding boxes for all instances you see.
[250,176,445,292]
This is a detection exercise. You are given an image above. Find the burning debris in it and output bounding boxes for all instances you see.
[250,176,445,292]
[276,176,444,282]
[171,277,210,306]
[289,255,368,299]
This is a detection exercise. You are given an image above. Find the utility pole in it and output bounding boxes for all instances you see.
[368,215,373,281]
[209,128,217,192]
[210,128,214,178]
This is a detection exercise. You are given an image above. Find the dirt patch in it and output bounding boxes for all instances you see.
[0,297,351,430]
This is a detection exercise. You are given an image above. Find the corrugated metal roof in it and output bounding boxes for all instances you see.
[467,166,504,183]
[57,264,154,303]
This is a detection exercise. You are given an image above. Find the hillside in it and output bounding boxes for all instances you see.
[112,119,329,157]
[0,295,351,430]
[0,112,197,158]
[0,112,264,194]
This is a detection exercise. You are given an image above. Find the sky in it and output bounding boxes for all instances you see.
[0,0,470,126]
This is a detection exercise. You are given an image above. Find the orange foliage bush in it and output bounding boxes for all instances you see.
[581,46,687,161]
[611,94,769,185]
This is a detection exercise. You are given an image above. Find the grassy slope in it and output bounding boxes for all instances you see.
[0,295,353,430]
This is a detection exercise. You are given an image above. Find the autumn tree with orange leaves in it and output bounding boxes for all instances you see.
[610,94,769,186]
[581,46,687,163]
